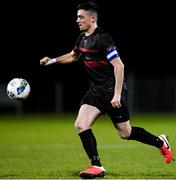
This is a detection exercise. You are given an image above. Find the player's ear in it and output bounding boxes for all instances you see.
[91,16,96,23]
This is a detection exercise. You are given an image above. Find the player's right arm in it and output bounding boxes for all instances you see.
[40,50,79,66]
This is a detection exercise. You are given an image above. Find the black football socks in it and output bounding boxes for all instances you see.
[79,129,102,166]
[128,126,164,148]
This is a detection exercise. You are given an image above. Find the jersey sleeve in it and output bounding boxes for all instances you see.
[72,33,84,55]
[73,45,80,54]
[99,31,119,62]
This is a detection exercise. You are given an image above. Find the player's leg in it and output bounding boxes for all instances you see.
[75,104,101,133]
[115,121,163,147]
[107,89,173,163]
[115,121,173,163]
[75,104,105,178]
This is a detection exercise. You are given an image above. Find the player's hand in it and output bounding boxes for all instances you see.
[111,94,121,108]
[40,57,51,65]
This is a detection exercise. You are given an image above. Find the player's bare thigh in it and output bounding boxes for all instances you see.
[75,104,101,133]
[115,120,132,139]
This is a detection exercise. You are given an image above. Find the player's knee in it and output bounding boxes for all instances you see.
[74,121,89,133]
[74,121,81,131]
[119,134,130,139]
[118,130,131,139]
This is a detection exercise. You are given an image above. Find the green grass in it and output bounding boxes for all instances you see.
[0,113,176,179]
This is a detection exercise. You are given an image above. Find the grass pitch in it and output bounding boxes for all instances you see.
[0,113,176,179]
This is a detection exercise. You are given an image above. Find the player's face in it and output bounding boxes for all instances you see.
[76,10,94,32]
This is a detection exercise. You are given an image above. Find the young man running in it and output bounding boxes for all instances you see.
[40,2,173,179]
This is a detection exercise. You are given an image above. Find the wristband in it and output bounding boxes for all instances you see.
[46,58,57,65]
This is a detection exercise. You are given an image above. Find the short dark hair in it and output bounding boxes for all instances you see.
[77,2,99,14]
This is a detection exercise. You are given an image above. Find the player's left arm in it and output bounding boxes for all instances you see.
[102,32,124,108]
[110,57,124,108]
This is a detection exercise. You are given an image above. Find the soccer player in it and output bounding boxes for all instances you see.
[40,2,173,179]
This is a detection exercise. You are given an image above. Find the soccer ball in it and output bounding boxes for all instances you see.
[7,78,31,101]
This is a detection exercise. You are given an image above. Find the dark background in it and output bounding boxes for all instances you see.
[1,0,175,113]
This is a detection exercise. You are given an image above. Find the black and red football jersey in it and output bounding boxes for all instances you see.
[73,27,126,92]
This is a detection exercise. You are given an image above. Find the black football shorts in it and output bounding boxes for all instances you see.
[80,87,130,124]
